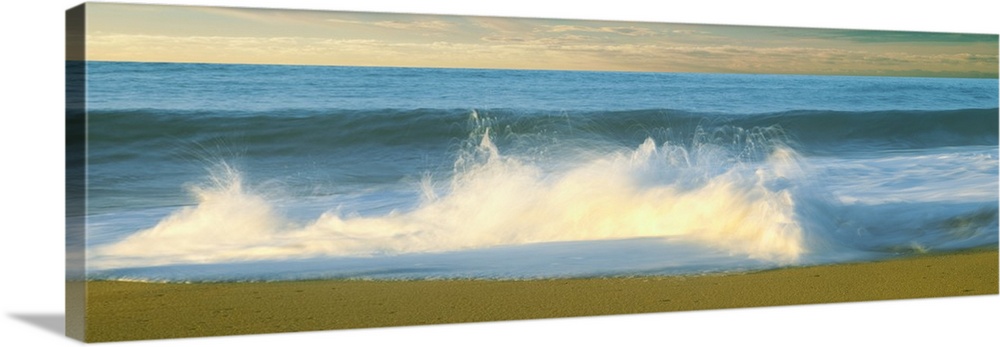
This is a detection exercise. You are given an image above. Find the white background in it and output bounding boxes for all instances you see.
[1,1,997,346]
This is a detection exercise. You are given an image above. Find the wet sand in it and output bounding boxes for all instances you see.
[81,249,998,342]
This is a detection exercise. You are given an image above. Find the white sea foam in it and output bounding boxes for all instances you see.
[91,126,827,269]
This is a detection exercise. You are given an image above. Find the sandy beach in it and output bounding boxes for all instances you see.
[81,249,997,342]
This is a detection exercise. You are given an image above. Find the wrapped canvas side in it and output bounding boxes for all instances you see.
[65,3,86,342]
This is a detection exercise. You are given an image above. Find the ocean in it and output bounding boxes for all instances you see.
[79,61,998,282]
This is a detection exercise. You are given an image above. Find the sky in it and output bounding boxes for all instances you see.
[83,3,999,78]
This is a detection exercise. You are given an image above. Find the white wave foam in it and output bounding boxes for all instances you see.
[91,128,821,269]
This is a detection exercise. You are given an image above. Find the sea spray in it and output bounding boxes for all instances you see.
[91,120,828,269]
[93,162,290,265]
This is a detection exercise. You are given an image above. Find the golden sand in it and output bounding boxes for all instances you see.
[81,250,998,342]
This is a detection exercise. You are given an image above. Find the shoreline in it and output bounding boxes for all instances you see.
[82,249,998,342]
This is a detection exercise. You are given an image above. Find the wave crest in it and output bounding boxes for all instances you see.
[92,120,825,269]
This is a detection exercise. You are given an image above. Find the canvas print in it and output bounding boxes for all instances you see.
[66,2,999,342]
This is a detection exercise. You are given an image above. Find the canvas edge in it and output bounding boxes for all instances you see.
[66,2,87,342]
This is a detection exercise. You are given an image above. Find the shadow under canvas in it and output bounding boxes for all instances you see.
[9,314,66,337]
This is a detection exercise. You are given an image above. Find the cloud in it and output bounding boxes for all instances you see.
[198,7,453,32]
[671,29,711,35]
[481,34,590,46]
[326,18,455,31]
[468,17,538,33]
[373,20,454,31]
[544,24,657,36]
[86,32,998,78]
[86,34,388,64]
[825,30,998,44]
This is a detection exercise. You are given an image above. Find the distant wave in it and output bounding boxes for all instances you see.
[86,108,999,156]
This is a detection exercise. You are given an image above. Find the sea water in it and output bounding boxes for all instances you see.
[78,62,998,281]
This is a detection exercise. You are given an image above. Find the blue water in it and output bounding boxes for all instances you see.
[80,62,999,282]
[88,63,995,113]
